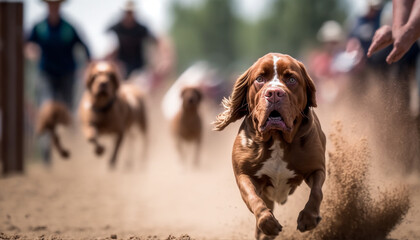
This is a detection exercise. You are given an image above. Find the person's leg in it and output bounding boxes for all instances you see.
[38,72,54,165]
[55,73,75,111]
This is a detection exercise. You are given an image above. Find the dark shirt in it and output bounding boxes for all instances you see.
[108,21,155,70]
[349,10,383,55]
[28,17,90,76]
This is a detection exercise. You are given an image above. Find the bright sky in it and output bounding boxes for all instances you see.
[24,0,271,58]
[24,0,363,58]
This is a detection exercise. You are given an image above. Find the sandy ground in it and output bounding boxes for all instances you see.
[1,79,420,240]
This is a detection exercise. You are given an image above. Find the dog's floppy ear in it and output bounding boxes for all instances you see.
[213,68,250,131]
[84,61,97,91]
[108,63,121,90]
[84,61,122,91]
[298,61,317,108]
[180,88,189,98]
[193,88,202,102]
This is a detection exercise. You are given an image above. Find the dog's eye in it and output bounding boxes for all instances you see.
[256,76,264,83]
[287,77,297,85]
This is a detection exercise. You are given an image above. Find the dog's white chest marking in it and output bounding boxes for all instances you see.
[121,85,139,109]
[255,140,295,204]
[126,92,139,109]
[83,100,92,110]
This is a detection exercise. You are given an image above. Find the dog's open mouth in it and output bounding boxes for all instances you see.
[95,90,109,98]
[260,110,291,132]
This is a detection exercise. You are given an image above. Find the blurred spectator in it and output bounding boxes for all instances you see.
[131,35,176,93]
[26,0,91,110]
[368,0,420,63]
[307,20,347,103]
[25,0,91,164]
[310,21,345,79]
[106,0,158,79]
[347,0,384,69]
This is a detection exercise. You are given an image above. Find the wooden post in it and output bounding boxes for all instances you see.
[0,2,24,175]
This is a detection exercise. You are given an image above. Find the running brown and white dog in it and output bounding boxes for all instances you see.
[36,101,72,159]
[171,87,203,166]
[214,53,326,240]
[79,61,147,168]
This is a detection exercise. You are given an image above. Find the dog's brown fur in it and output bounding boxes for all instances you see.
[214,53,326,240]
[36,101,71,159]
[79,61,147,168]
[171,87,203,165]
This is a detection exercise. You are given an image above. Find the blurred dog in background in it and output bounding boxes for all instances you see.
[171,87,203,166]
[79,61,148,168]
[36,101,72,159]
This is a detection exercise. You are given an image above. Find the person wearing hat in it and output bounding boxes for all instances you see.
[26,0,91,164]
[106,0,157,79]
[26,0,91,110]
[348,0,384,59]
[307,20,346,103]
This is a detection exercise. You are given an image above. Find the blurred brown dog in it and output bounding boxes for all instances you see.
[79,61,147,168]
[36,101,71,159]
[171,87,203,166]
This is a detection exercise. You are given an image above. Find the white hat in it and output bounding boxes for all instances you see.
[122,0,136,12]
[317,20,344,43]
[368,0,383,8]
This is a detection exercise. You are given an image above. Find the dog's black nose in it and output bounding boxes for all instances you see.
[99,82,108,89]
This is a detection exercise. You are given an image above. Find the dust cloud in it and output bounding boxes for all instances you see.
[1,74,420,239]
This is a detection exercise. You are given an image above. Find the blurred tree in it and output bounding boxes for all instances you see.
[170,0,348,73]
[255,0,347,58]
[171,0,237,73]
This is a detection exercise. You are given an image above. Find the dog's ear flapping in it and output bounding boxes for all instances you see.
[298,61,317,108]
[213,68,251,131]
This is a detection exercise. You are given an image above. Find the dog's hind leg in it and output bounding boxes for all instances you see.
[137,99,148,165]
[109,133,124,168]
[124,130,136,170]
[175,138,186,162]
[50,127,70,159]
[193,138,201,167]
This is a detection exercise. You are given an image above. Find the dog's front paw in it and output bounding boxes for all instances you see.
[297,209,321,232]
[95,145,105,156]
[257,210,282,237]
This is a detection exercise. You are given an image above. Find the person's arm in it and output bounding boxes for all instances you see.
[367,25,393,57]
[392,0,414,33]
[387,0,420,63]
[406,0,420,39]
[25,25,41,61]
[73,28,91,61]
[143,26,158,44]
[368,0,413,58]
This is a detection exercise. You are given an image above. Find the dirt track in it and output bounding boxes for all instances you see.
[1,82,420,240]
